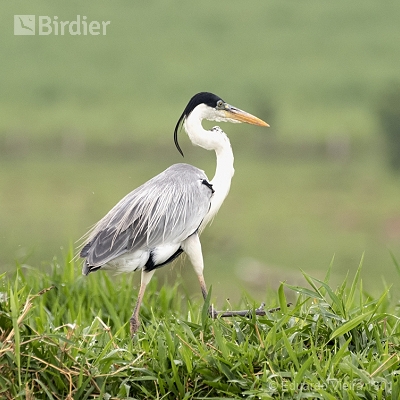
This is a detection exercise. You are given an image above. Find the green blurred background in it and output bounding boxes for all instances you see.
[1,1,400,301]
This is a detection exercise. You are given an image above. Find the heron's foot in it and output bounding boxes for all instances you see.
[208,305,218,319]
[130,315,140,337]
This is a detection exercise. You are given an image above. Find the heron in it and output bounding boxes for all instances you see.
[79,92,269,335]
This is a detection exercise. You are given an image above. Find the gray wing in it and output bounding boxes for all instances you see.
[80,163,213,268]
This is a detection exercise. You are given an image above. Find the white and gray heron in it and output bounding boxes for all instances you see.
[79,92,269,335]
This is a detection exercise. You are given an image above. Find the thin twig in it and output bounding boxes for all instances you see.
[212,303,292,318]
[370,352,399,378]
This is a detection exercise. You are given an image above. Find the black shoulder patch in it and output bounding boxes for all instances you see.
[202,179,214,194]
[144,248,184,272]
[145,251,156,270]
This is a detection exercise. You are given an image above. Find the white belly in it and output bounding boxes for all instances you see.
[102,243,181,273]
[103,250,149,273]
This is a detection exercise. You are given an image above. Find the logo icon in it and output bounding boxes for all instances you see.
[14,15,35,35]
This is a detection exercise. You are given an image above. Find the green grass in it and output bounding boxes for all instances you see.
[1,252,399,399]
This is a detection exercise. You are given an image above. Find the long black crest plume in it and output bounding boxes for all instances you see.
[174,111,185,157]
[173,92,224,158]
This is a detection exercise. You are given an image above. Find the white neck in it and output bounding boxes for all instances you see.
[184,106,235,229]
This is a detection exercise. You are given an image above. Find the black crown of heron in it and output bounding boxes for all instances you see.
[79,92,269,335]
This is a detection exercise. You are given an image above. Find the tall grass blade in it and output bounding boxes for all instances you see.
[312,277,346,317]
[285,283,324,301]
[300,269,325,299]
[278,283,288,314]
[346,255,363,310]
[389,249,400,277]
[330,311,373,341]
[324,254,335,283]
[9,287,21,388]
[280,329,299,370]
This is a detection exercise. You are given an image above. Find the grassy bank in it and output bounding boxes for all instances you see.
[1,252,399,399]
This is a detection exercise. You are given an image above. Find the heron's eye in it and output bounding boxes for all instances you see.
[216,100,224,109]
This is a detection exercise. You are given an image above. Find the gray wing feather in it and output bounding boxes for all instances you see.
[82,163,212,267]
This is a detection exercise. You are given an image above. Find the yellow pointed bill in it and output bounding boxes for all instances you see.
[224,105,269,127]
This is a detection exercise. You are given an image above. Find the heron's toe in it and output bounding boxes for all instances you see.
[208,306,218,319]
[130,316,140,337]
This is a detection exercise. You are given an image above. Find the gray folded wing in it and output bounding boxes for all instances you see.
[81,163,213,268]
